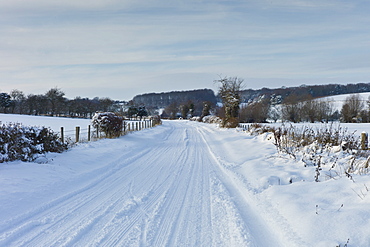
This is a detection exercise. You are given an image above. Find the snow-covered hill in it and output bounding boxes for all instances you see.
[318,92,370,111]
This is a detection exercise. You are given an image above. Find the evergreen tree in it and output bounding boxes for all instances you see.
[0,93,12,113]
[137,106,148,120]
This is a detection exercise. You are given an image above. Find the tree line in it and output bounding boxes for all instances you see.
[211,77,370,127]
[132,89,216,108]
[2,82,370,125]
[240,82,370,103]
[0,88,124,118]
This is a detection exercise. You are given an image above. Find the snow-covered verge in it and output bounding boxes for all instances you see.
[201,123,370,246]
[0,116,369,246]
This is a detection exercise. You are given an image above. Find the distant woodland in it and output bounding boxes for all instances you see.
[240,82,370,104]
[1,82,370,123]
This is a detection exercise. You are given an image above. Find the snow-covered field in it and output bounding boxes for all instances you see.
[0,114,149,141]
[0,114,92,139]
[319,92,370,111]
[0,115,370,246]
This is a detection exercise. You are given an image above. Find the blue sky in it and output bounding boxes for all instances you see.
[1,0,369,100]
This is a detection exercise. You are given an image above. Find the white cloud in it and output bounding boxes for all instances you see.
[0,0,369,100]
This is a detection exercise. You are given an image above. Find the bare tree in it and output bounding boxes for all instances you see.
[301,98,317,123]
[26,94,48,115]
[281,94,303,123]
[216,76,244,127]
[10,89,26,114]
[99,97,114,112]
[317,100,334,123]
[239,99,270,123]
[341,94,364,122]
[179,104,189,119]
[164,102,178,119]
[45,87,66,116]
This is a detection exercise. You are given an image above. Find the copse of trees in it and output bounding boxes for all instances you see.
[280,96,335,123]
[161,100,208,120]
[340,94,367,123]
[239,98,270,123]
[239,93,370,124]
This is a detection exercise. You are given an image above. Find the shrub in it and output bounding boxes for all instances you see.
[222,117,239,128]
[0,122,67,163]
[151,115,162,126]
[92,112,124,138]
[244,123,370,181]
[202,115,222,124]
[189,116,201,122]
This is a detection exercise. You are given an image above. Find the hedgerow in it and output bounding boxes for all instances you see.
[0,122,67,163]
[244,123,369,181]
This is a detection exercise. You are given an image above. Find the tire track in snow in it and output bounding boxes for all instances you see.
[195,123,285,247]
[0,120,286,246]
[85,123,190,246]
[0,147,153,246]
[65,124,184,246]
[196,123,306,246]
[0,124,178,246]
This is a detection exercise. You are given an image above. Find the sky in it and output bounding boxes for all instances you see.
[1,0,370,101]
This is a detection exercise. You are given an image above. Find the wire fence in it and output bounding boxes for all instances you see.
[58,119,159,144]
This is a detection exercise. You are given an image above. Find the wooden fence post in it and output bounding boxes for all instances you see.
[361,132,368,150]
[76,126,80,143]
[60,127,64,143]
[88,125,91,142]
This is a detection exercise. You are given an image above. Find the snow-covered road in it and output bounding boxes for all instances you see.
[0,120,283,246]
[2,119,370,246]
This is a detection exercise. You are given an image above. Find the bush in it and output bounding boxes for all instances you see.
[202,115,222,124]
[222,117,239,128]
[92,112,124,138]
[0,122,67,163]
[151,115,162,126]
[189,116,201,122]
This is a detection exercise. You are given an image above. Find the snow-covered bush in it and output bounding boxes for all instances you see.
[245,123,369,181]
[272,124,359,157]
[151,115,162,126]
[242,123,275,135]
[189,116,201,122]
[0,122,67,163]
[92,112,124,138]
[202,115,222,124]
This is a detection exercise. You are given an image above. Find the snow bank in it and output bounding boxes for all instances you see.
[199,122,370,246]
